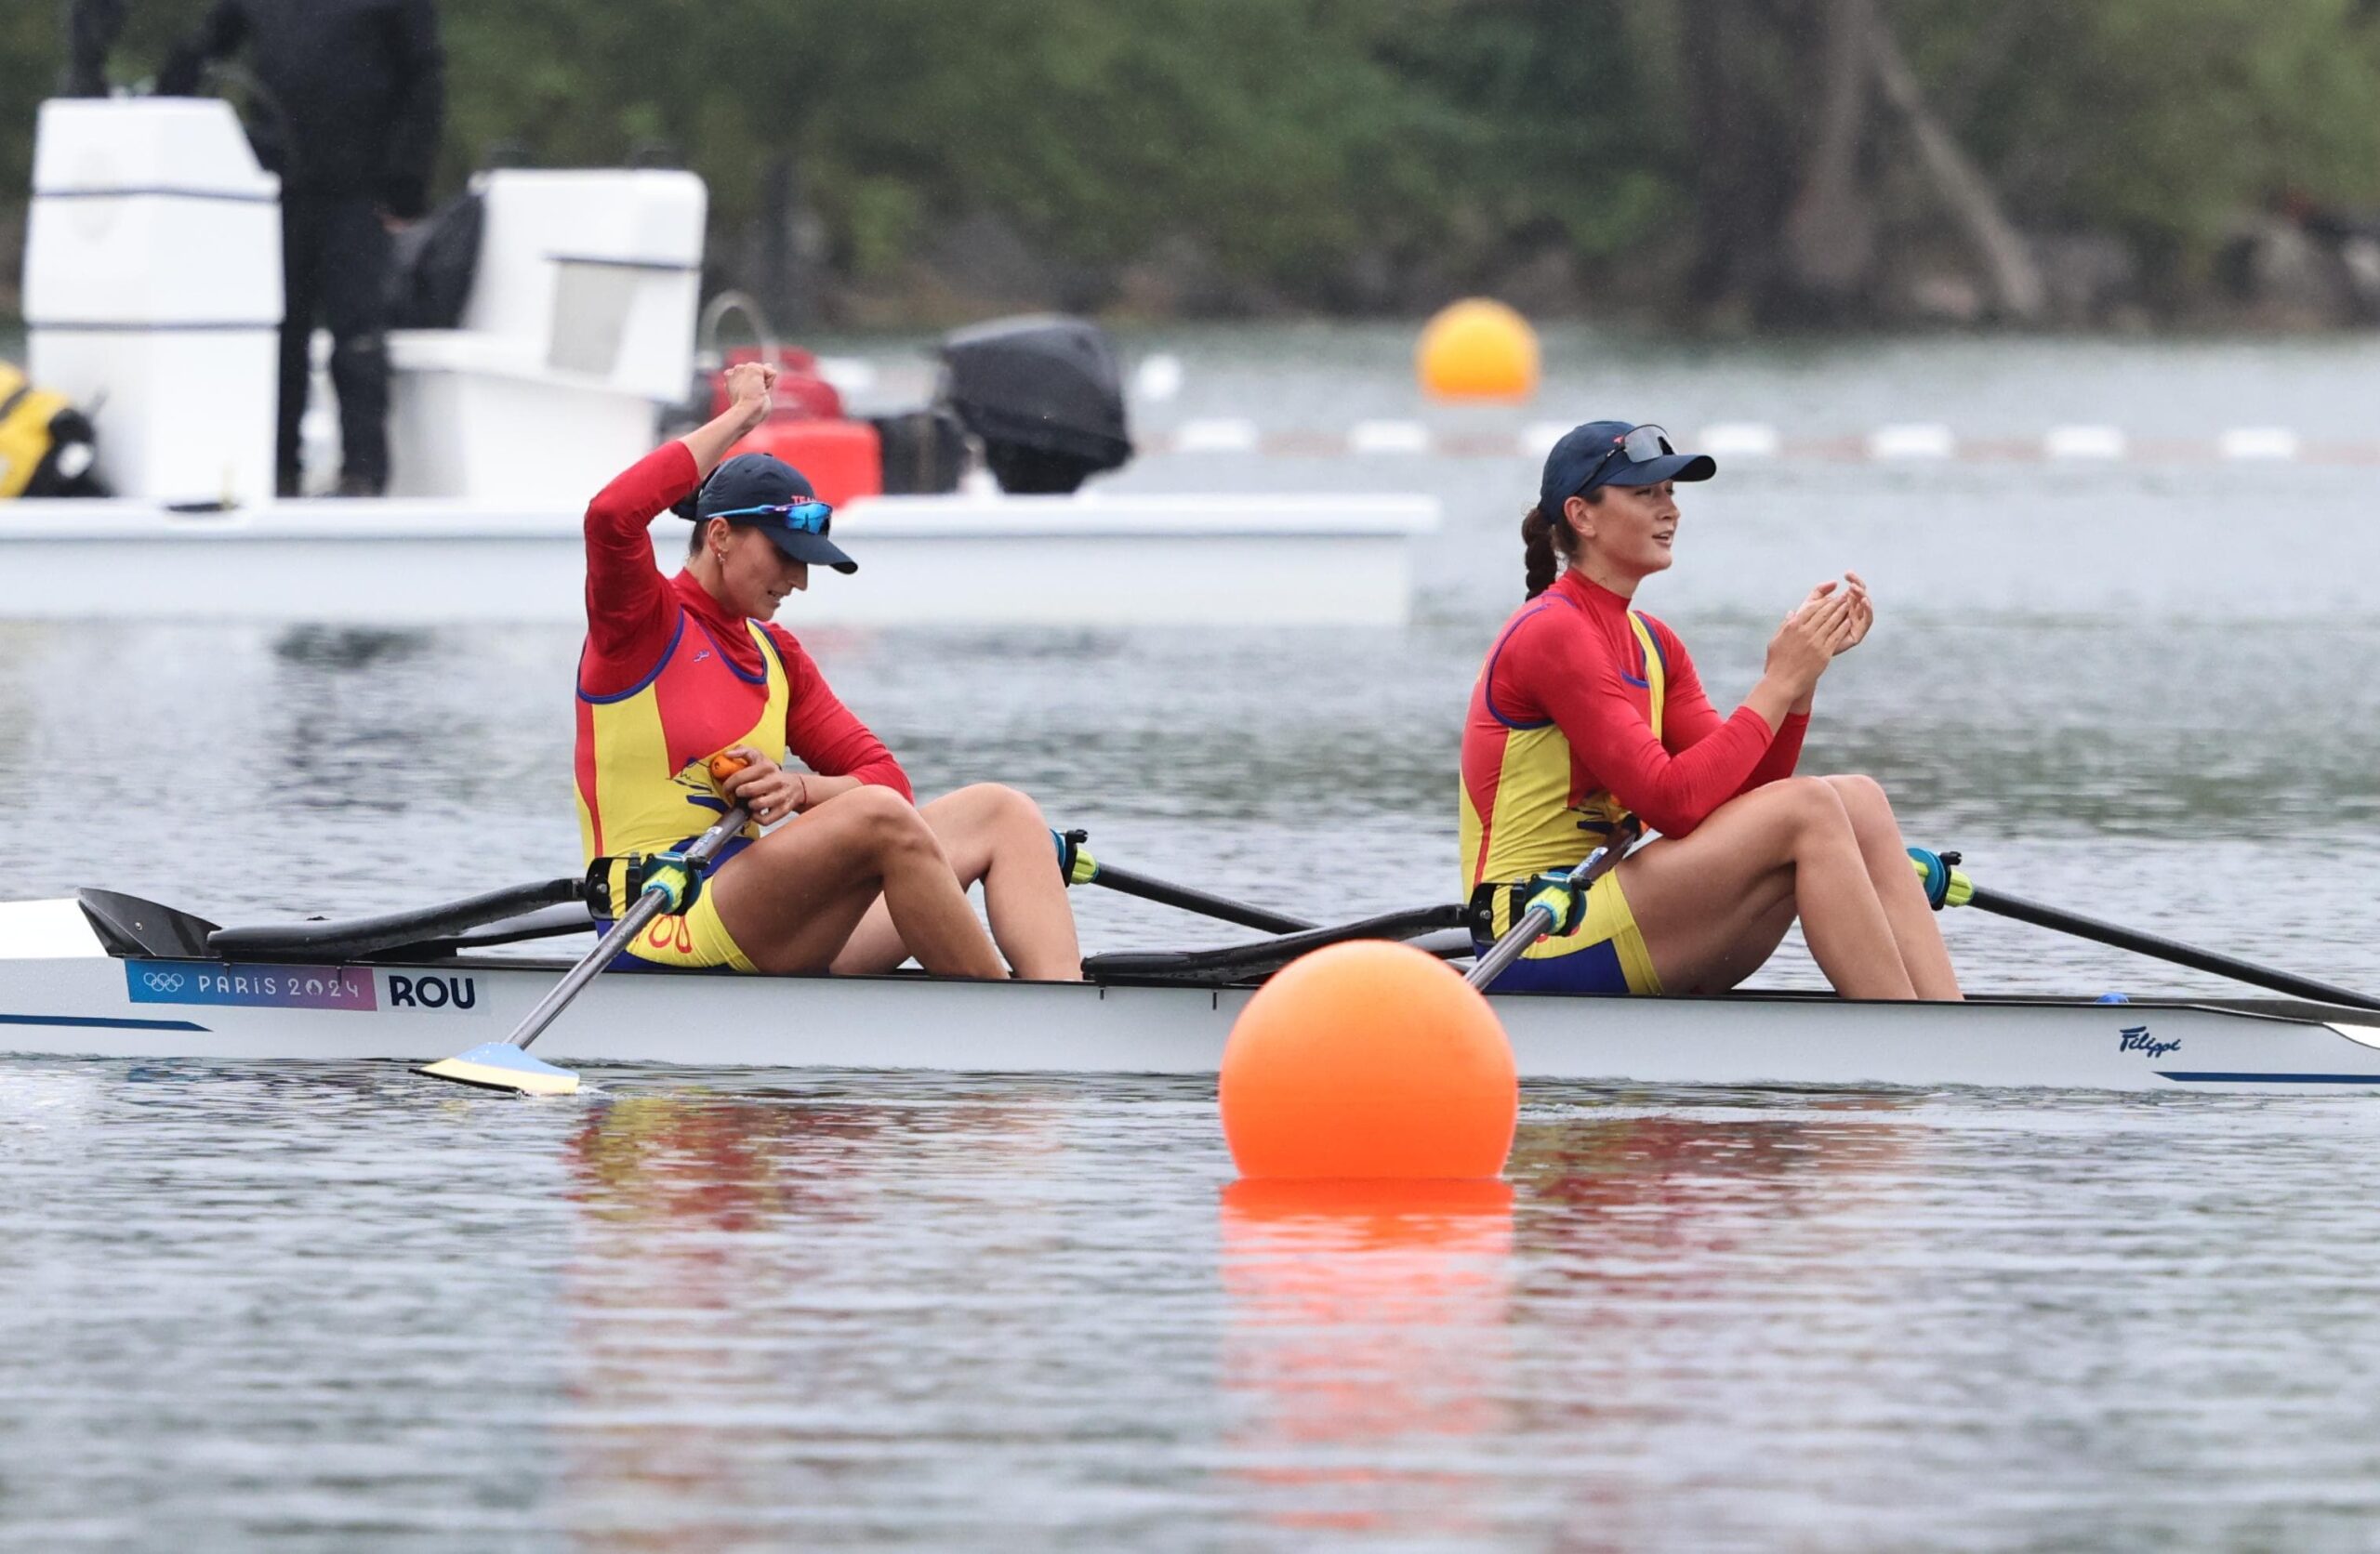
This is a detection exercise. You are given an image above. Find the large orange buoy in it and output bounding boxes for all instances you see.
[1416,297,1540,402]
[1220,940,1516,1179]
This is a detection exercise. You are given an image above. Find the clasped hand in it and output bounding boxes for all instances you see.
[1763,573,1873,698]
[715,744,811,826]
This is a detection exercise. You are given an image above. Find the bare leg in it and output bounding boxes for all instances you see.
[707,784,1007,978]
[1620,775,1919,1000]
[1822,774,1963,1000]
[1666,894,1799,996]
[832,784,1083,980]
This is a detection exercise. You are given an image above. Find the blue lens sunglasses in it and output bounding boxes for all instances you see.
[707,500,834,534]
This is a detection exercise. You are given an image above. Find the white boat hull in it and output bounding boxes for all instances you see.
[0,493,1434,628]
[6,903,2379,1093]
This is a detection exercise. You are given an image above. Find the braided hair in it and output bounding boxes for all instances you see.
[1519,489,1598,599]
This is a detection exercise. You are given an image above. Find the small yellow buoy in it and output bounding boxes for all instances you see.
[1219,940,1517,1179]
[1416,297,1540,402]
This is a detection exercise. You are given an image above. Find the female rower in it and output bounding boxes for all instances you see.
[576,360,1081,981]
[1460,420,1960,1001]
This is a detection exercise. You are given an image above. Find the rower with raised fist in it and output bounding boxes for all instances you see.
[1458,419,1961,1002]
[574,359,1082,981]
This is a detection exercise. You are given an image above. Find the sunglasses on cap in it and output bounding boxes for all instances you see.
[707,500,834,535]
[1571,424,1677,495]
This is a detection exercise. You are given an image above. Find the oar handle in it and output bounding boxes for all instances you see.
[1467,821,1642,991]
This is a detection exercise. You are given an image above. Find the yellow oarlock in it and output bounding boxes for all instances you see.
[1909,849,1975,910]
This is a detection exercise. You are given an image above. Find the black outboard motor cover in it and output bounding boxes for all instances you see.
[938,315,1132,494]
[387,188,484,331]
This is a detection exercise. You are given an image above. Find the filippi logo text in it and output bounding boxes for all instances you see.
[2118,1025,2181,1060]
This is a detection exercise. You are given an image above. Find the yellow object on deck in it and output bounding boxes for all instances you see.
[1416,298,1540,402]
[0,361,79,500]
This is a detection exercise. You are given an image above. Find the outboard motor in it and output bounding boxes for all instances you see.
[937,315,1132,494]
[385,187,484,330]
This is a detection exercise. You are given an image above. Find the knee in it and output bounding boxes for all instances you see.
[954,782,1047,833]
[330,333,386,368]
[1822,772,1888,815]
[1772,775,1855,841]
[1821,773,1904,839]
[837,784,937,855]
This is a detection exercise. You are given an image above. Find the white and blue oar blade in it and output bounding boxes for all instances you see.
[417,1041,580,1097]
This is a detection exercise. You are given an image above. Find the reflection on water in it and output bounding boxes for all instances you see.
[1219,1179,1514,1538]
[7,1068,2380,1547]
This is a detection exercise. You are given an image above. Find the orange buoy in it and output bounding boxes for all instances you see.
[1220,940,1516,1179]
[1416,298,1540,402]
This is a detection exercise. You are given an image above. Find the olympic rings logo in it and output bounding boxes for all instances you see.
[141,970,186,993]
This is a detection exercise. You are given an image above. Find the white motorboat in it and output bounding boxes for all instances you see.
[5,99,1433,629]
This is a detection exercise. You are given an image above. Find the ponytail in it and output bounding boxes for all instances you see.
[1520,490,1597,598]
[1521,504,1561,599]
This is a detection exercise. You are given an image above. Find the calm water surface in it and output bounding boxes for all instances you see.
[5,329,2380,1547]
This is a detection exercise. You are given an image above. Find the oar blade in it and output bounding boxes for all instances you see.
[417,1041,580,1097]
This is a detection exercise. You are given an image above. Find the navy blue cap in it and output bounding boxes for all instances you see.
[690,454,856,574]
[1538,421,1716,513]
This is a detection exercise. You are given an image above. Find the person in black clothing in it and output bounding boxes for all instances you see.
[63,0,129,96]
[161,0,444,496]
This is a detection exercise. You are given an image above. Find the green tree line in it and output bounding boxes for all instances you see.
[7,0,2380,324]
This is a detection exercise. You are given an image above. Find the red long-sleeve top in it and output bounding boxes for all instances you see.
[1461,570,1806,882]
[577,441,910,798]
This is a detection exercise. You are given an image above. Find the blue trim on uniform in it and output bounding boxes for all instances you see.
[1620,611,1662,688]
[752,626,788,680]
[1638,614,1671,672]
[1482,603,1558,731]
[694,617,770,686]
[2157,1071,2380,1086]
[1470,937,1633,994]
[579,611,687,705]
[0,1011,211,1032]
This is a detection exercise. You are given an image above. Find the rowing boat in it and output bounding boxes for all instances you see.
[5,892,2379,1093]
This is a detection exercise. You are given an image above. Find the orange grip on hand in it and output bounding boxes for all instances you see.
[707,751,752,786]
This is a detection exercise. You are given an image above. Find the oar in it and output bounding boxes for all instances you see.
[1467,821,1643,990]
[421,757,755,1096]
[1912,850,2380,1012]
[1056,830,1313,935]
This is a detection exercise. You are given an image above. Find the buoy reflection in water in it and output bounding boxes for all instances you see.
[1219,1177,1516,1535]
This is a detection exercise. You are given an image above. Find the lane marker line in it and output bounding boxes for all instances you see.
[1349,419,1432,454]
[1132,423,2353,465]
[1700,422,1781,457]
[1519,421,1572,456]
[1174,417,1259,454]
[2044,425,2127,460]
[1870,423,1957,459]
[2219,427,2299,460]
